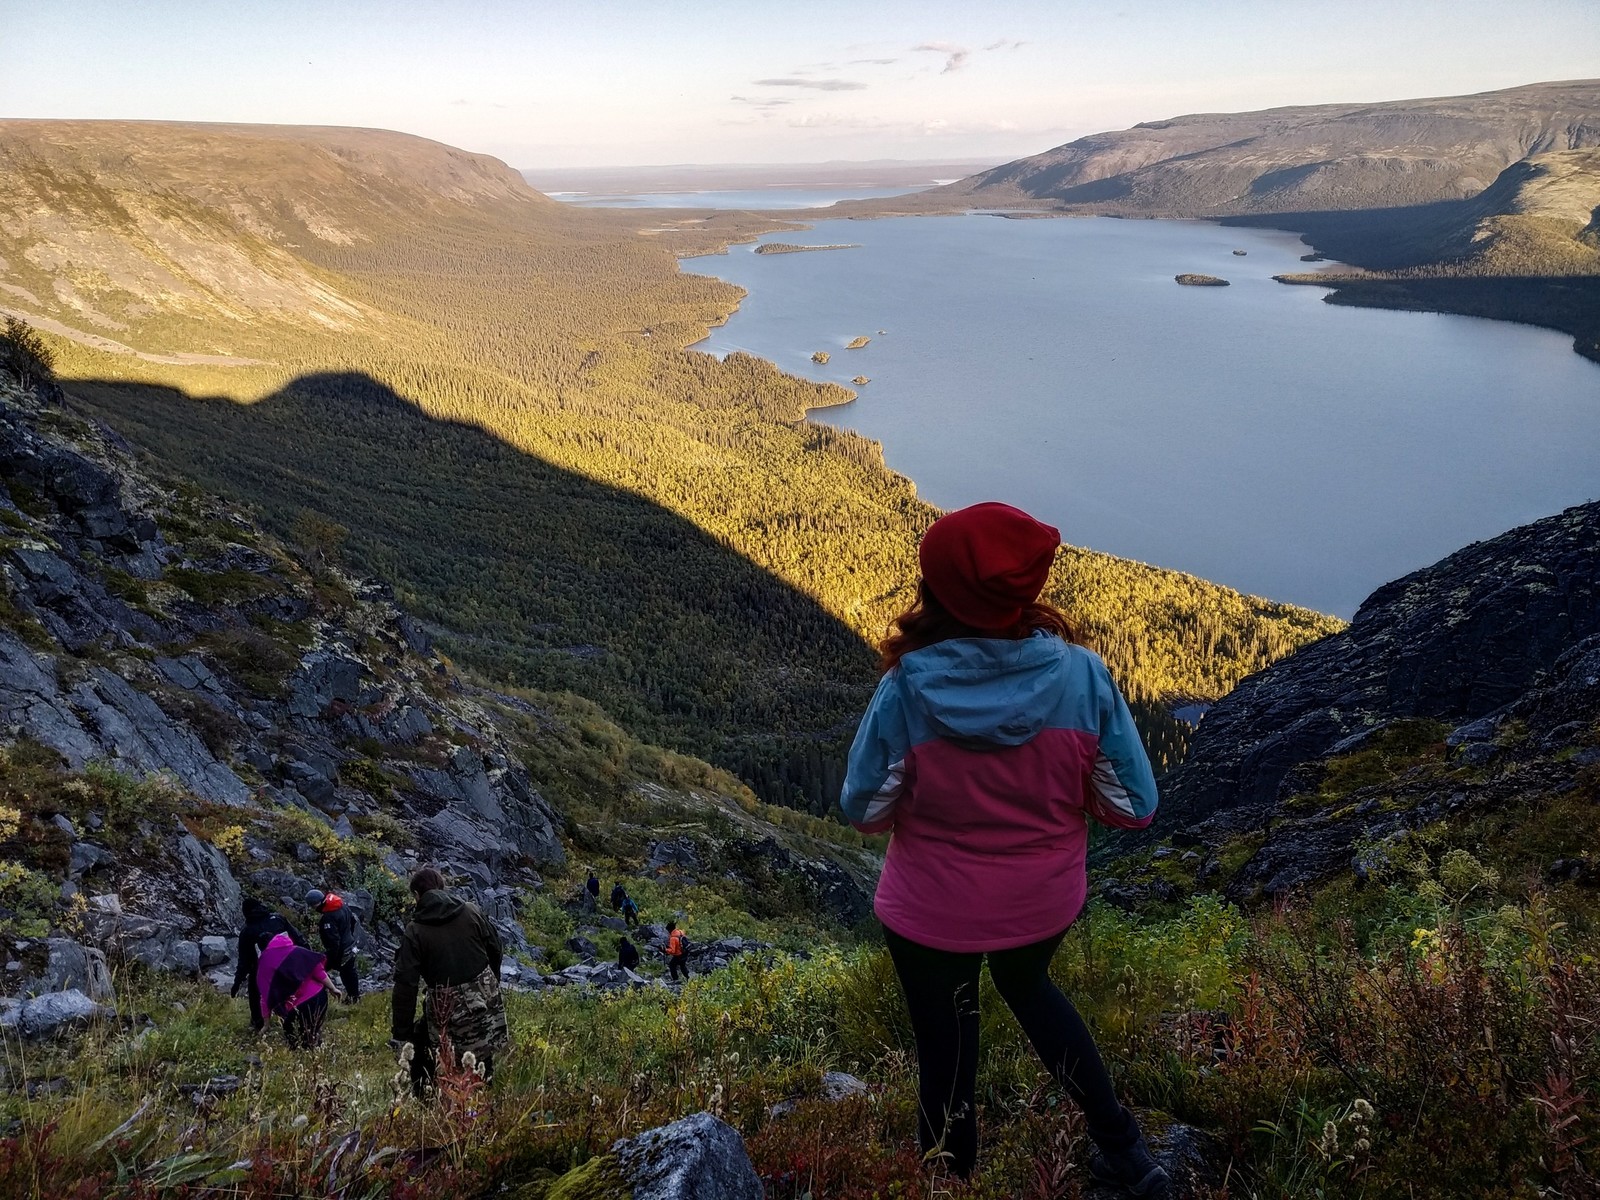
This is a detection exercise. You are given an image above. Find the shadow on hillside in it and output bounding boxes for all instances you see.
[66,371,877,811]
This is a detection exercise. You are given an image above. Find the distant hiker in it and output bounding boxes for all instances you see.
[586,871,601,900]
[257,931,333,1048]
[232,898,307,1032]
[664,921,689,981]
[610,881,626,911]
[620,893,640,928]
[392,867,509,1095]
[306,889,362,1003]
[617,936,640,971]
[841,502,1170,1195]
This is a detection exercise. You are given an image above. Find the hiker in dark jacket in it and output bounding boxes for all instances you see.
[617,936,640,970]
[232,898,307,1032]
[610,881,626,911]
[586,871,600,900]
[392,867,508,1094]
[306,889,361,1003]
[620,893,640,928]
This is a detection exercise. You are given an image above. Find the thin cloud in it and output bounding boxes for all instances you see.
[731,95,796,110]
[985,39,1026,51]
[914,42,969,73]
[847,57,900,65]
[753,77,868,91]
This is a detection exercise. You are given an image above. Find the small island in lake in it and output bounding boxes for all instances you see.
[755,242,860,255]
[852,375,870,385]
[1232,249,1248,256]
[812,350,831,364]
[1176,274,1231,286]
[846,336,871,349]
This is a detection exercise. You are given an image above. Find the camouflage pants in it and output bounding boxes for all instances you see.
[420,965,509,1081]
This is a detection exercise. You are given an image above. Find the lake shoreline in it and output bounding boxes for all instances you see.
[674,209,1600,619]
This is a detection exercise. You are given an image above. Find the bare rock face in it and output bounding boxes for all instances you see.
[612,1111,763,1200]
[0,373,564,989]
[1161,501,1600,831]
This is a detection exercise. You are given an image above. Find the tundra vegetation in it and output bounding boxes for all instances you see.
[2,727,1596,1199]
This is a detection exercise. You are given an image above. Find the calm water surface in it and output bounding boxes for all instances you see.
[689,214,1600,617]
[551,186,921,209]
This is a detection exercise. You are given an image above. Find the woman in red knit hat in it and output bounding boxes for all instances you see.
[842,502,1169,1197]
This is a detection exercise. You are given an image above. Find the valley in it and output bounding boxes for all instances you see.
[2,69,1599,1199]
[0,120,1336,809]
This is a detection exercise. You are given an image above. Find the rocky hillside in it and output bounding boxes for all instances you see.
[0,120,550,357]
[0,360,875,1009]
[1256,146,1600,273]
[871,79,1600,217]
[1098,500,1600,905]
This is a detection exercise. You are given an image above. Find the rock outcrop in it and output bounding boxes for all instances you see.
[1106,502,1600,905]
[612,1111,763,1200]
[0,372,562,988]
[1161,501,1600,829]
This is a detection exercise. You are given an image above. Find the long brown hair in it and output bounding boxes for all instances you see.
[878,580,1081,672]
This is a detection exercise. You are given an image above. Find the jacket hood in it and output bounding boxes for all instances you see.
[243,897,271,921]
[413,889,466,924]
[896,635,1070,748]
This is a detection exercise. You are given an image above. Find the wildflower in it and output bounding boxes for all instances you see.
[1318,1120,1339,1157]
[1352,1098,1374,1119]
[1355,1138,1371,1153]
[461,1051,477,1070]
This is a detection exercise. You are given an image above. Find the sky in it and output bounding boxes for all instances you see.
[5,0,1598,169]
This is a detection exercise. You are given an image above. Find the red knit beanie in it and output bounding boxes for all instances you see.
[919,502,1061,630]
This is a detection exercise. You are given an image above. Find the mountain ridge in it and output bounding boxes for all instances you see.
[858,79,1600,217]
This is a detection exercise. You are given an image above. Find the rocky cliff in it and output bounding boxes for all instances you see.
[1103,501,1600,904]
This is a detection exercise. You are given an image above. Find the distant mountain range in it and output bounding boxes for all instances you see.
[874,79,1600,218]
[843,80,1600,360]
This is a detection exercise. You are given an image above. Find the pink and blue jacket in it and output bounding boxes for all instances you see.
[842,634,1158,952]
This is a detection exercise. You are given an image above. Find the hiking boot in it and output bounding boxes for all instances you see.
[1089,1134,1171,1198]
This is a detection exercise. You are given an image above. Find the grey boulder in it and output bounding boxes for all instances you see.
[612,1111,762,1200]
[13,989,116,1039]
[27,939,115,1002]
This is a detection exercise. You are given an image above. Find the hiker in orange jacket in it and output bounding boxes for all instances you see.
[664,921,690,981]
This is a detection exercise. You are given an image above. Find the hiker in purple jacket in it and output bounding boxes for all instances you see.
[256,932,335,1048]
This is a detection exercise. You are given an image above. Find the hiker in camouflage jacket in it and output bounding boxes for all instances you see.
[392,867,508,1093]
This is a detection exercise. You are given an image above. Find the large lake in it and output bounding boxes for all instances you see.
[688,213,1600,617]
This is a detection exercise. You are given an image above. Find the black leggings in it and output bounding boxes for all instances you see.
[884,926,1136,1176]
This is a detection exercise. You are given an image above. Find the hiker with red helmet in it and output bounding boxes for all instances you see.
[842,502,1170,1197]
[306,888,362,1003]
